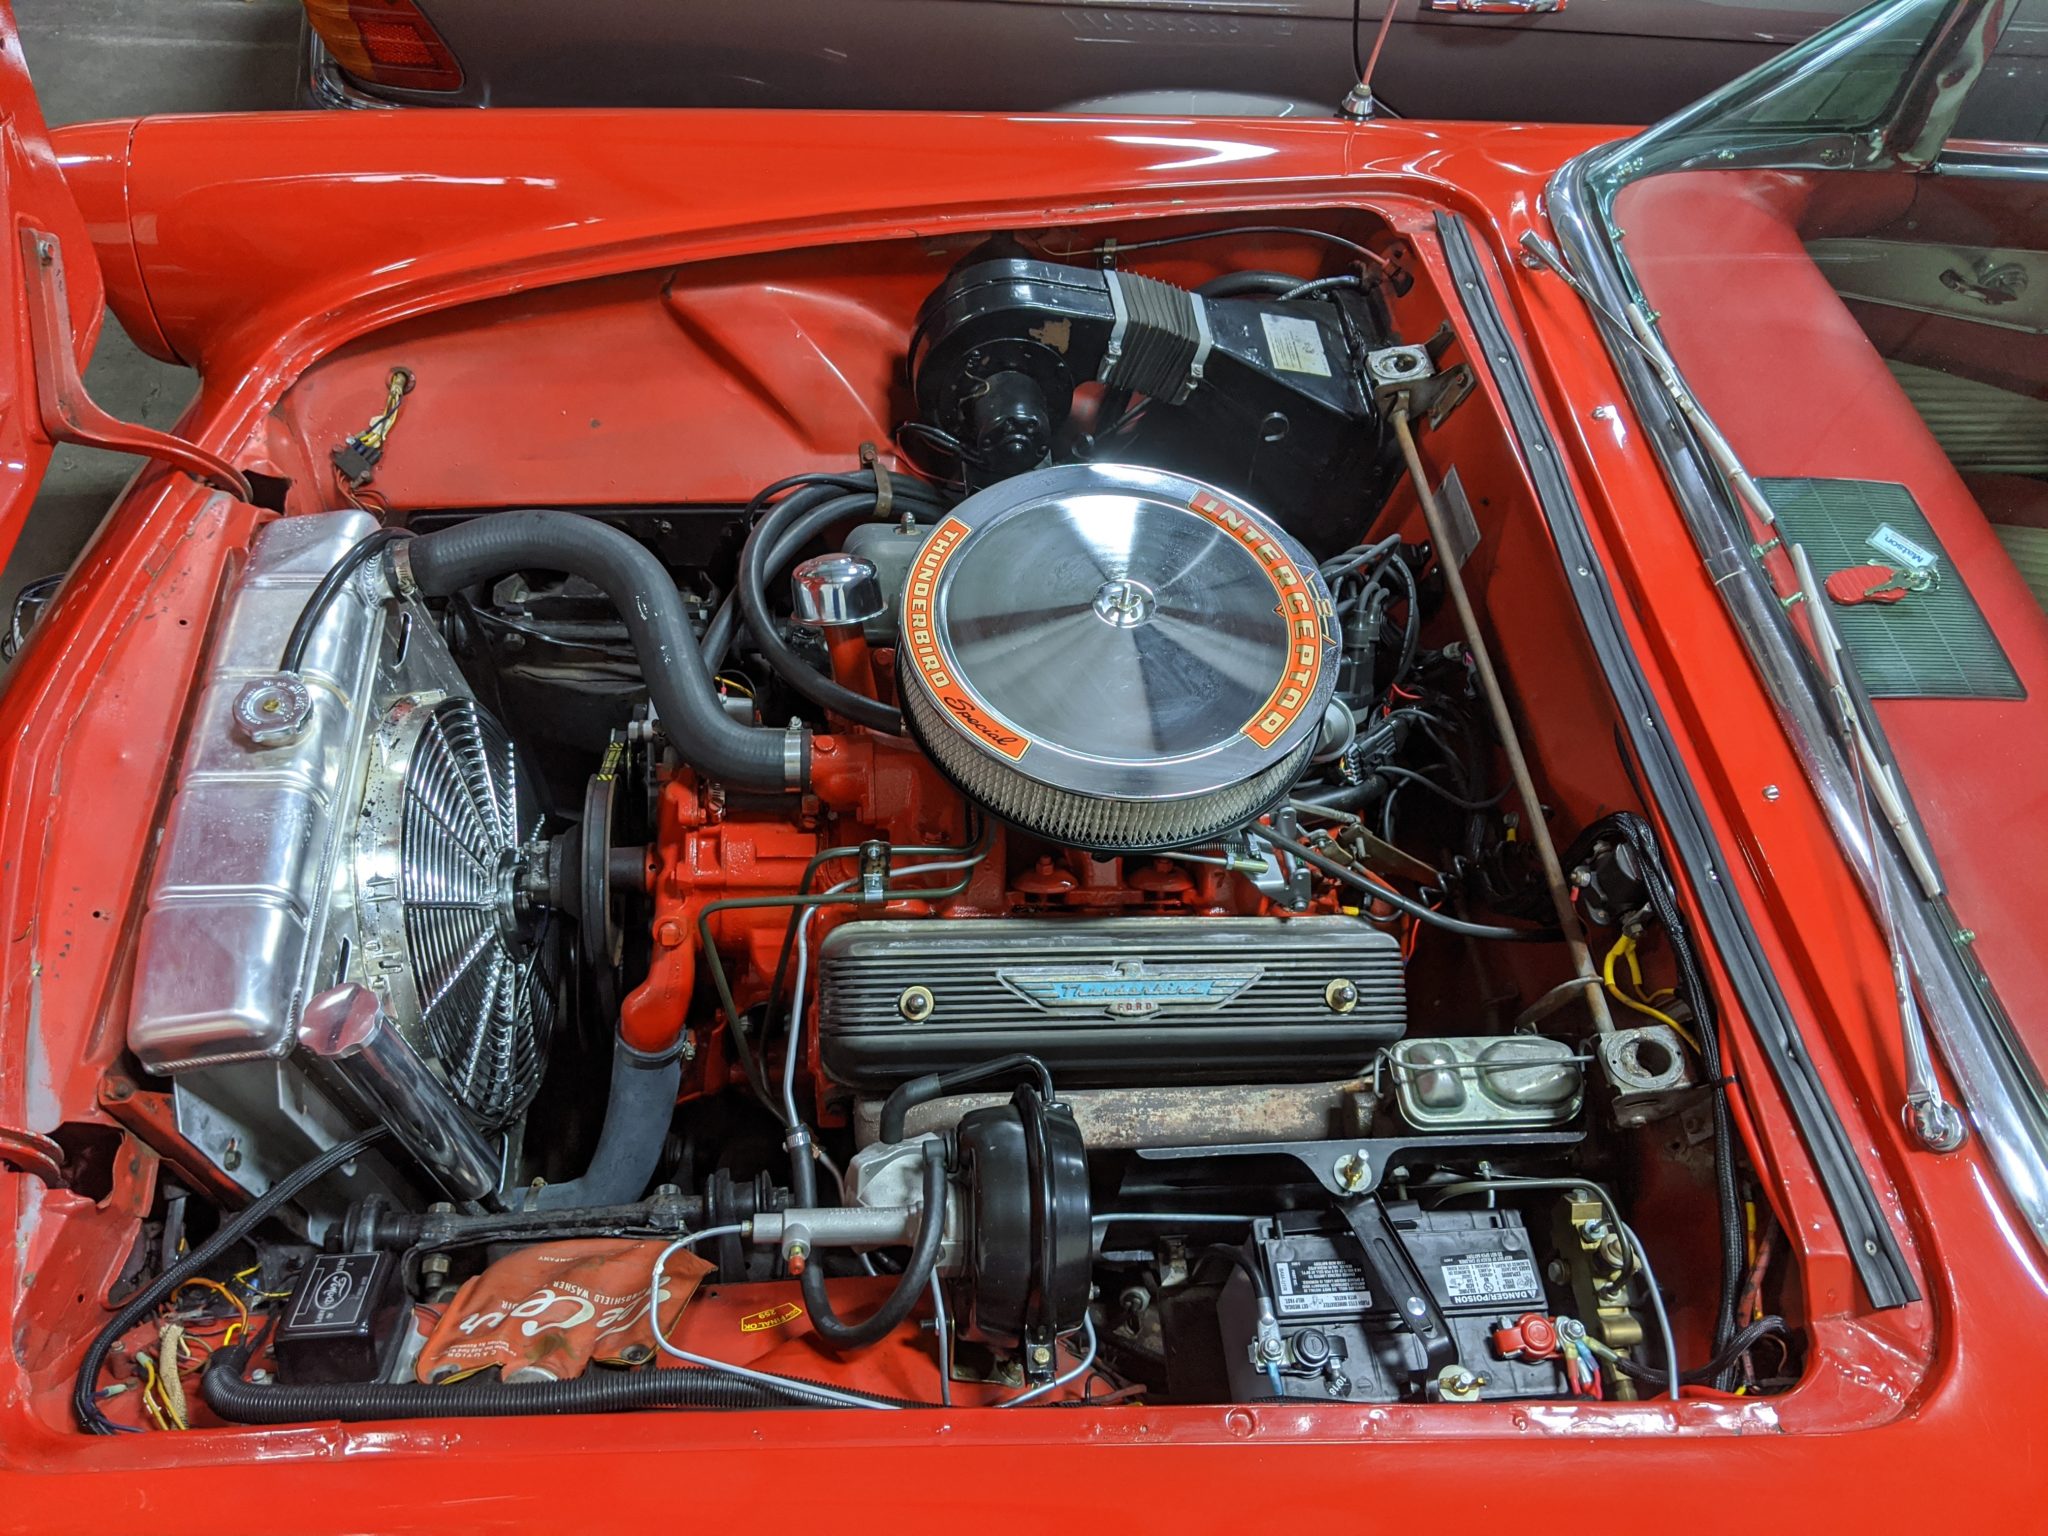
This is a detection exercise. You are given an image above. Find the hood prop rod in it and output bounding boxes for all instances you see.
[1385,394,1613,1036]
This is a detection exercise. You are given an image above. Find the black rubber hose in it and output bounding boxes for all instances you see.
[707,484,943,676]
[402,510,801,791]
[702,476,947,671]
[1280,274,1365,301]
[202,1351,921,1421]
[1195,271,1309,298]
[527,1038,682,1209]
[789,1134,820,1213]
[878,1054,1057,1144]
[734,487,912,732]
[798,1139,948,1351]
[75,1128,389,1434]
[280,527,412,674]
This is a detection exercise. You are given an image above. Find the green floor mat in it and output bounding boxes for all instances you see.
[1760,477,2024,700]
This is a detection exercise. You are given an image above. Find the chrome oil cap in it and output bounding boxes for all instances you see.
[898,462,1337,850]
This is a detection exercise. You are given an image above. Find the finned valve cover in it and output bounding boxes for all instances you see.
[898,463,1338,850]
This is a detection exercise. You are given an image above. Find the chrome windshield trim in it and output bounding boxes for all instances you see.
[1547,117,2048,1258]
[1885,0,2019,166]
[1572,0,2015,189]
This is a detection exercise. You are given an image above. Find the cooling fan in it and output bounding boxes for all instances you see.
[357,693,555,1130]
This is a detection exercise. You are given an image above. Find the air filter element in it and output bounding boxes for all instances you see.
[898,463,1338,850]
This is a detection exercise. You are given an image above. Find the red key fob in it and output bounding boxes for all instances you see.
[1825,563,1908,606]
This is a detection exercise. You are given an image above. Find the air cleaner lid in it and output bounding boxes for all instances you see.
[900,462,1338,805]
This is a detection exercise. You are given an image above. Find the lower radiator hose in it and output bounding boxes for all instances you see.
[526,1037,681,1210]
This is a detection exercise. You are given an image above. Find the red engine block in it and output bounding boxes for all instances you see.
[618,728,1298,1107]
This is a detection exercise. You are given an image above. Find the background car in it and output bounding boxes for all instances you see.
[301,0,1859,122]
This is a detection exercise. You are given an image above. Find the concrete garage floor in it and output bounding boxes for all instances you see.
[3,1,302,627]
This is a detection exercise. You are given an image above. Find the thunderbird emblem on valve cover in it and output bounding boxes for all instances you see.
[995,958,1266,1018]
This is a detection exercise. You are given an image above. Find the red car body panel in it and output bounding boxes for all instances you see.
[0,7,2042,1526]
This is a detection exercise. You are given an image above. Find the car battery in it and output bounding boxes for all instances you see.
[1219,1203,1570,1403]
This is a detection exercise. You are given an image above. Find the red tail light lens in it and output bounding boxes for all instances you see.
[304,0,464,93]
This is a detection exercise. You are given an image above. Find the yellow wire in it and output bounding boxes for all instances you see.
[172,1276,250,1328]
[1602,934,1700,1051]
[137,1356,169,1432]
[231,1264,292,1299]
[358,371,410,449]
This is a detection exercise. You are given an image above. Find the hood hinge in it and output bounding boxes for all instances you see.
[20,228,251,501]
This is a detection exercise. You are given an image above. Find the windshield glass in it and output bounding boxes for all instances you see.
[1580,0,2048,1050]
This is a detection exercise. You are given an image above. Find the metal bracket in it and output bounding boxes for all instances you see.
[1425,365,1477,430]
[1135,1128,1583,1198]
[20,228,251,501]
[1596,1024,1694,1128]
[1336,1196,1462,1396]
[857,838,891,906]
[1247,805,1314,909]
[97,1072,249,1207]
[1364,343,1473,429]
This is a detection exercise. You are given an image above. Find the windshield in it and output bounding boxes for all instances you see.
[1558,0,2048,1246]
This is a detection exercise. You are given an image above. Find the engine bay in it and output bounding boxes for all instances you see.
[72,211,1798,1429]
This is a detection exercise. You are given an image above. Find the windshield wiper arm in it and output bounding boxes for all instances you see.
[1790,545,1966,1153]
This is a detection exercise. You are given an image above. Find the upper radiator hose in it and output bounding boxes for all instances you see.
[401,510,805,790]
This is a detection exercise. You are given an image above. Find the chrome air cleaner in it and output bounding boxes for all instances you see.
[898,462,1338,850]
